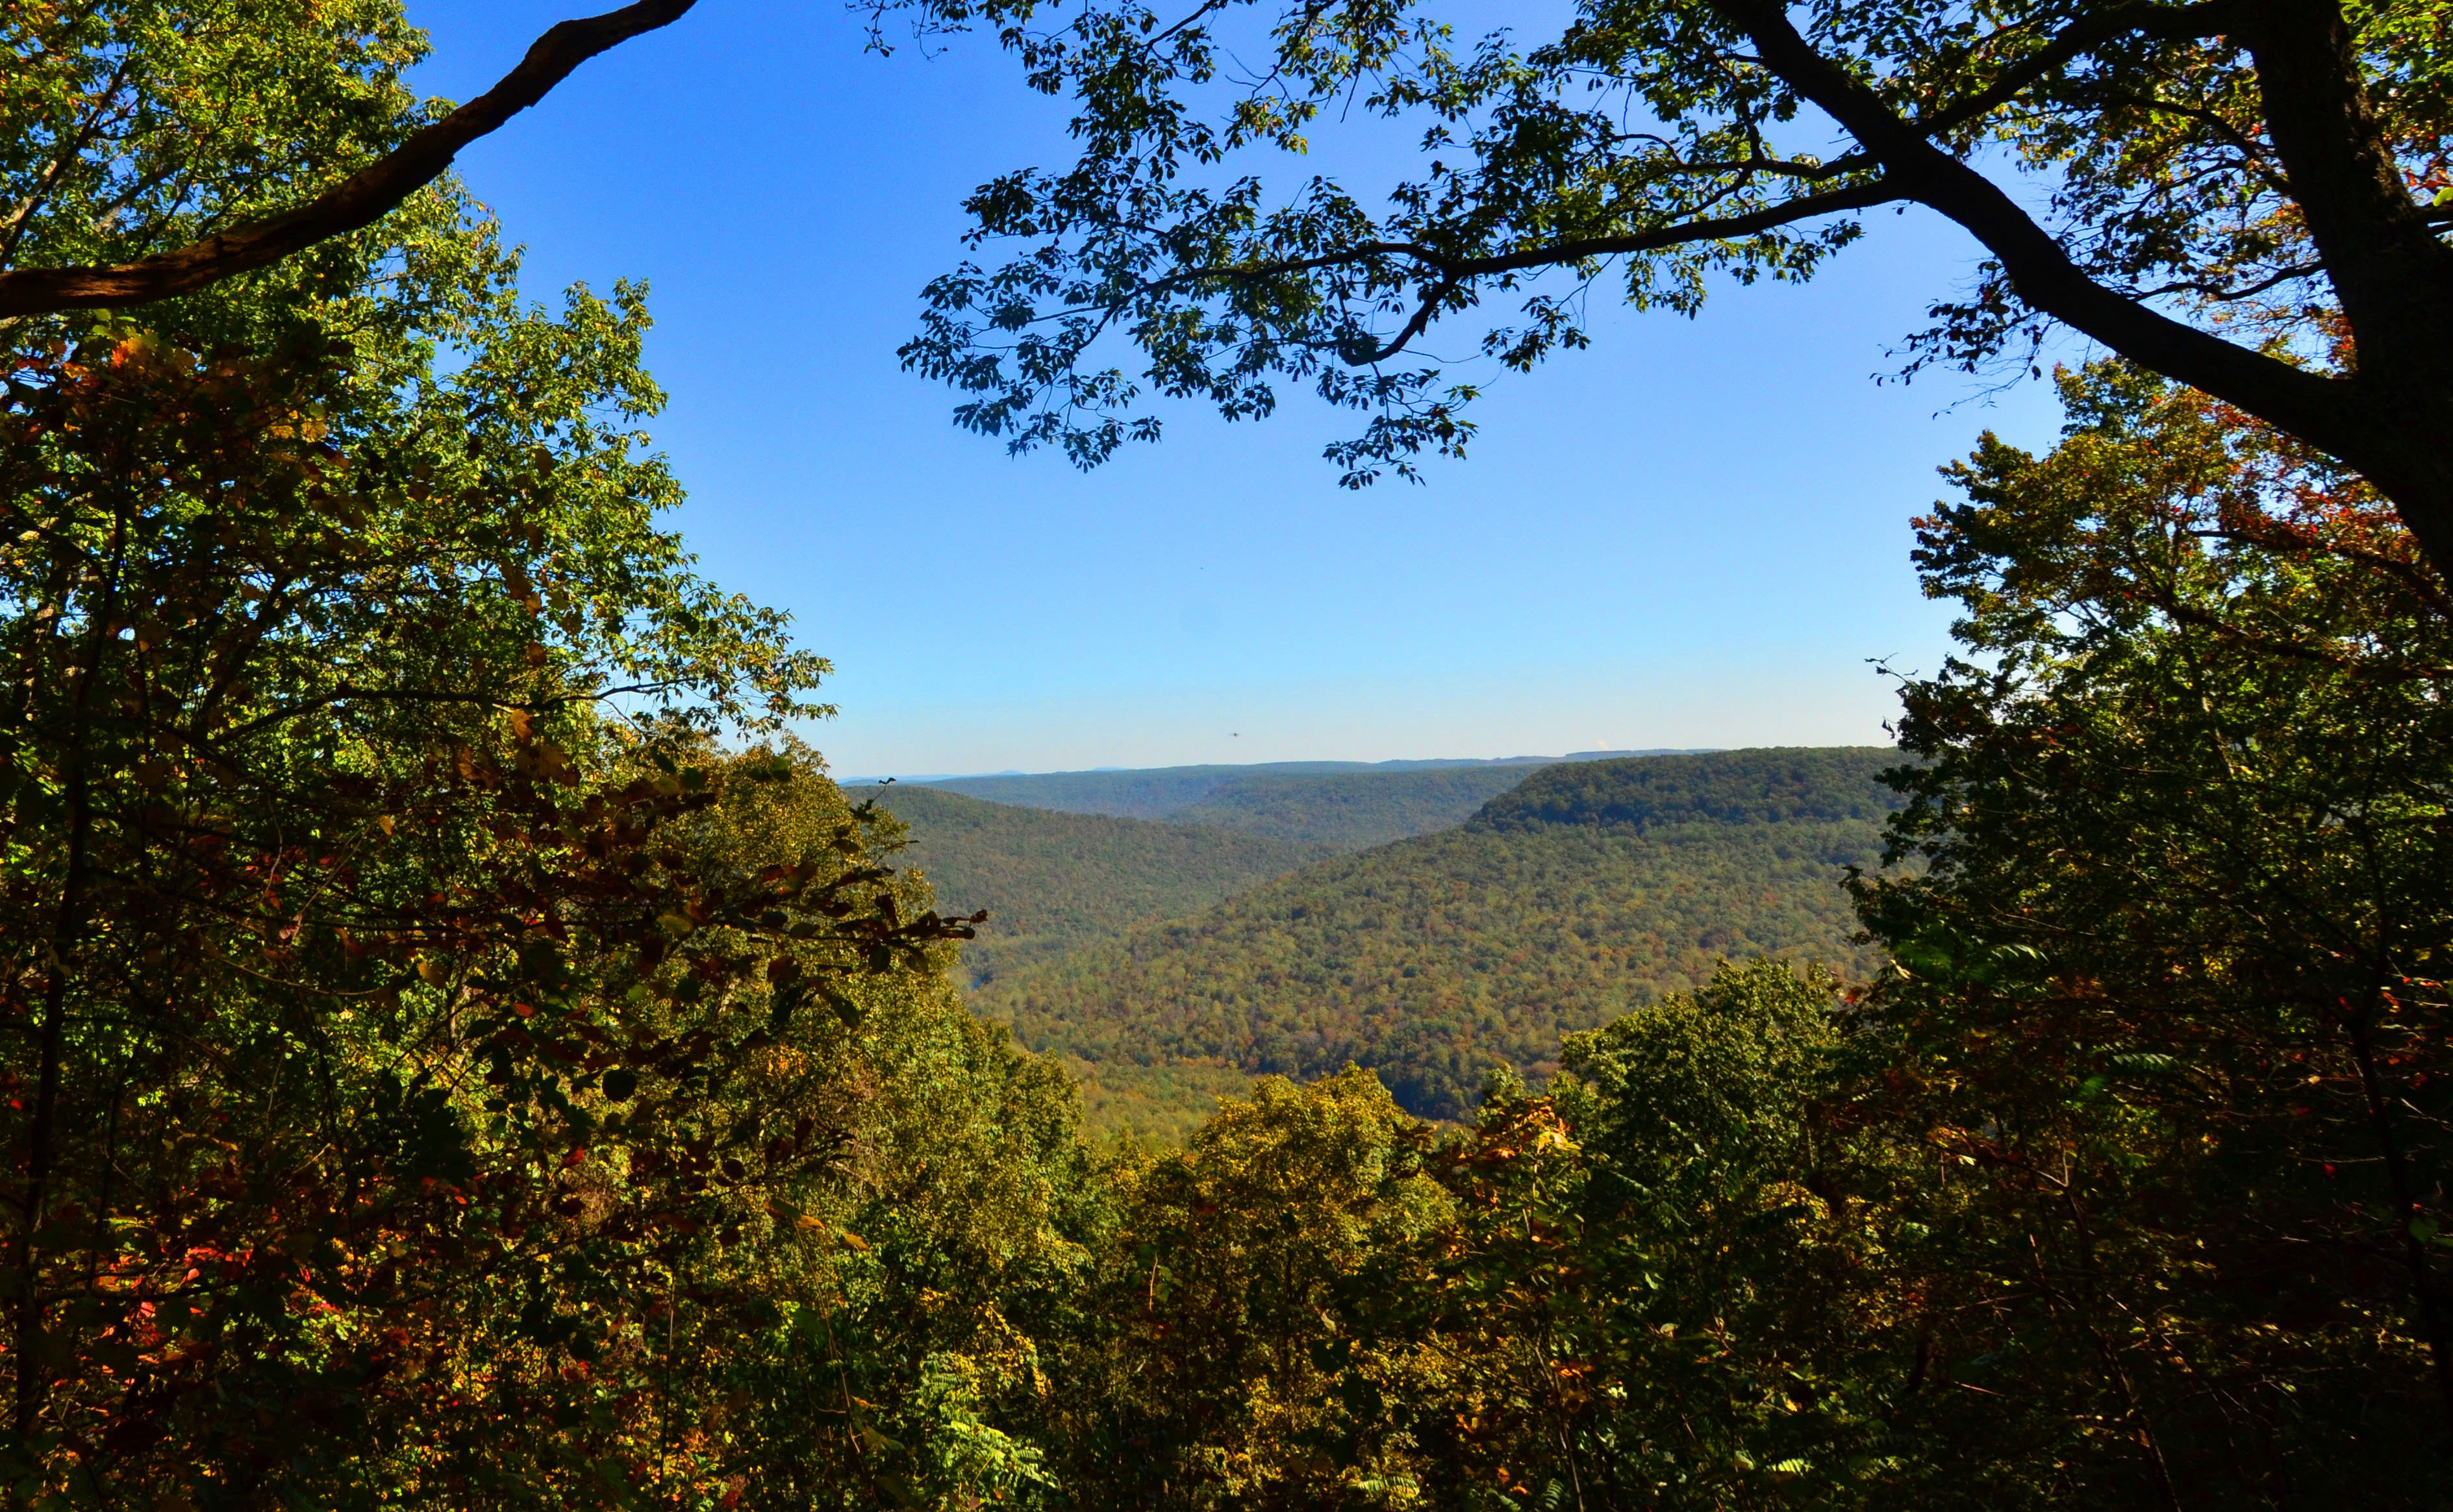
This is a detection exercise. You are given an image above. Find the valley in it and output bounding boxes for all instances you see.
[863,785,1331,980]
[876,748,1902,1136]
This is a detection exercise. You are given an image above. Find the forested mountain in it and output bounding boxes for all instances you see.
[870,785,1327,979]
[1153,765,1545,849]
[907,751,1696,851]
[978,748,1903,1123]
[1476,745,1908,831]
[914,757,1557,818]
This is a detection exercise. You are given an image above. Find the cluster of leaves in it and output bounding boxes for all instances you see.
[0,0,431,283]
[980,750,1895,1121]
[1843,364,2453,1502]
[1024,964,1896,1510]
[1044,1067,1456,1507]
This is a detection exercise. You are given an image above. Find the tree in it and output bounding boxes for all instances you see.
[1046,1068,1451,1509]
[1,9,1121,1507]
[877,0,2453,572]
[1850,364,2453,1504]
[0,185,1097,1504]
[0,0,700,319]
[1394,963,1911,1512]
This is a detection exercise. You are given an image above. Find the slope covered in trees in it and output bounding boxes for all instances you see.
[1476,745,1907,831]
[915,753,1691,851]
[1155,764,1550,850]
[980,749,1901,1121]
[918,758,1553,819]
[869,785,1327,981]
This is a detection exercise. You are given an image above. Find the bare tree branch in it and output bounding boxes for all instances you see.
[0,0,701,318]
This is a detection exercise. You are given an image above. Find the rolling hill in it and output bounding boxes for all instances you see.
[912,758,1561,820]
[870,785,1329,981]
[903,752,1703,851]
[1155,765,1548,849]
[974,748,1906,1127]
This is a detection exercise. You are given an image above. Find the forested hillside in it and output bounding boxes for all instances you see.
[918,757,1554,818]
[870,785,1327,979]
[1476,745,1907,831]
[913,753,1692,851]
[980,749,1901,1121]
[1156,764,1543,849]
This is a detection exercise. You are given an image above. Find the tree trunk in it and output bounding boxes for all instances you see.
[2334,388,2453,579]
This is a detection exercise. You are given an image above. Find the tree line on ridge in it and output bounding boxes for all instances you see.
[972,750,1897,1125]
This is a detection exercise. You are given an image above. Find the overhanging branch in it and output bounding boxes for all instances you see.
[1353,179,1903,361]
[1408,179,1905,283]
[1913,0,2245,142]
[0,0,701,318]
[1709,0,2356,455]
[1133,179,1904,364]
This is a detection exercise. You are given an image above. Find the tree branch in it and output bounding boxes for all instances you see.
[1333,279,1457,366]
[1709,0,2360,466]
[1418,179,1905,281]
[1913,0,2245,142]
[1323,179,1904,362]
[2134,260,2322,302]
[1119,177,1904,367]
[0,0,701,318]
[2233,0,2453,384]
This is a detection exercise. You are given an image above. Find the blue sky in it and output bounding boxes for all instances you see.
[409,1,2070,777]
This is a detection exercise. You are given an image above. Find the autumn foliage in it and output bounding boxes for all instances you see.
[5,3,2452,1507]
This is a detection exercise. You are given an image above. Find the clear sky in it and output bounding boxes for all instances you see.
[407,2,2071,777]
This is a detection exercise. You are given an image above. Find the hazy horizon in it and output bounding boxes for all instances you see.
[835,747,1733,785]
[409,3,2070,778]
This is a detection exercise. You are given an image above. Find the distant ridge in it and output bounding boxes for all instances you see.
[844,750,1706,792]
[877,751,1713,849]
[1474,747,1907,833]
[975,746,1900,1129]
[869,787,1328,982]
